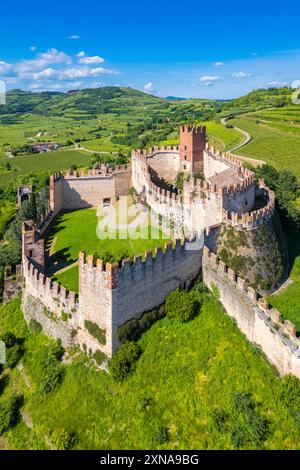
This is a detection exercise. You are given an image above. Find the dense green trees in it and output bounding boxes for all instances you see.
[109,341,142,381]
[165,289,199,323]
[256,164,300,229]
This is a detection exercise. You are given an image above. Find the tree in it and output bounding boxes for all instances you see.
[165,289,198,323]
[109,341,141,381]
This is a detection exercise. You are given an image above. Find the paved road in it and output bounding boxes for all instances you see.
[221,117,266,166]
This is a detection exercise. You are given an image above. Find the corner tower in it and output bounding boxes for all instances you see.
[180,125,206,174]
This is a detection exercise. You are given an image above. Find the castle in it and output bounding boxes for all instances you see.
[18,125,300,378]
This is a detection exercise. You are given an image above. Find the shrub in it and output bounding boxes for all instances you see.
[231,393,269,449]
[37,341,64,394]
[93,350,107,366]
[0,332,17,348]
[165,289,198,323]
[109,341,141,381]
[152,424,169,445]
[0,394,22,435]
[212,409,228,432]
[29,318,43,333]
[280,375,300,408]
[6,344,24,369]
[61,311,69,322]
[84,320,106,345]
[117,319,139,343]
[51,428,77,450]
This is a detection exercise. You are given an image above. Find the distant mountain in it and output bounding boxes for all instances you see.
[166,96,187,101]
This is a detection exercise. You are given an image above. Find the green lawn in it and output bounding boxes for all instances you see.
[47,205,170,292]
[268,229,300,334]
[1,297,299,450]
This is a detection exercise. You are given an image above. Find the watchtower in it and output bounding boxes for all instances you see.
[180,125,206,173]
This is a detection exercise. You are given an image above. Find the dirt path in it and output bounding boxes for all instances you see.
[221,117,266,166]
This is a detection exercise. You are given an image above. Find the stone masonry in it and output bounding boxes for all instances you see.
[20,124,299,378]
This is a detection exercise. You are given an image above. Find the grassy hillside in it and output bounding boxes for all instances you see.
[231,111,300,178]
[268,229,300,334]
[0,149,92,187]
[1,296,299,450]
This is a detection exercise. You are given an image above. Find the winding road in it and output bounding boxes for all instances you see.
[221,117,266,166]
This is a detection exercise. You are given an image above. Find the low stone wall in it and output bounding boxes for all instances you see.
[202,246,300,378]
[3,265,23,304]
[22,293,78,348]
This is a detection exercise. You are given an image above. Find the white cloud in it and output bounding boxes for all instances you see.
[214,62,224,67]
[78,55,105,65]
[200,75,220,83]
[16,48,72,75]
[60,66,117,79]
[33,68,57,80]
[232,72,253,79]
[144,82,155,93]
[76,51,86,58]
[0,61,13,75]
[69,34,80,40]
[30,82,64,91]
[29,46,37,52]
[267,81,288,87]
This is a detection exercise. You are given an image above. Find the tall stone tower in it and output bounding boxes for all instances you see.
[180,125,206,173]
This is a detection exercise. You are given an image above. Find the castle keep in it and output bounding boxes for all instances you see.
[19,125,300,378]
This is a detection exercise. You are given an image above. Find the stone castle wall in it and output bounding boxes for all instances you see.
[22,215,202,358]
[203,247,300,378]
[50,165,131,215]
[147,151,180,182]
[77,241,202,355]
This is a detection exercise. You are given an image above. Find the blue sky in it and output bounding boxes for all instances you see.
[1,0,300,98]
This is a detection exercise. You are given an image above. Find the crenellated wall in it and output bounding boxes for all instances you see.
[50,165,132,214]
[77,240,202,355]
[222,180,275,230]
[22,256,79,348]
[203,246,300,378]
[22,212,202,359]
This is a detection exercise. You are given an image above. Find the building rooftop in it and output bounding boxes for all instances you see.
[208,167,245,189]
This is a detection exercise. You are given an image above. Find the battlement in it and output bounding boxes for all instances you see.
[180,125,206,135]
[203,246,300,348]
[222,180,275,229]
[24,257,78,312]
[78,239,191,290]
[132,146,180,162]
[50,164,130,183]
[205,145,248,171]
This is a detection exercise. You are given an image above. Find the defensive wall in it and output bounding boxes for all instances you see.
[22,213,202,359]
[50,164,131,215]
[203,246,300,378]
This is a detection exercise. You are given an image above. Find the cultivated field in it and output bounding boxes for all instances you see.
[231,106,300,178]
[0,150,92,188]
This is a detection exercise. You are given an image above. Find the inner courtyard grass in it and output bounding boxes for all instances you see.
[1,297,299,450]
[46,201,171,292]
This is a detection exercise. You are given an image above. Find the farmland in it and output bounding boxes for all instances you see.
[231,106,300,178]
